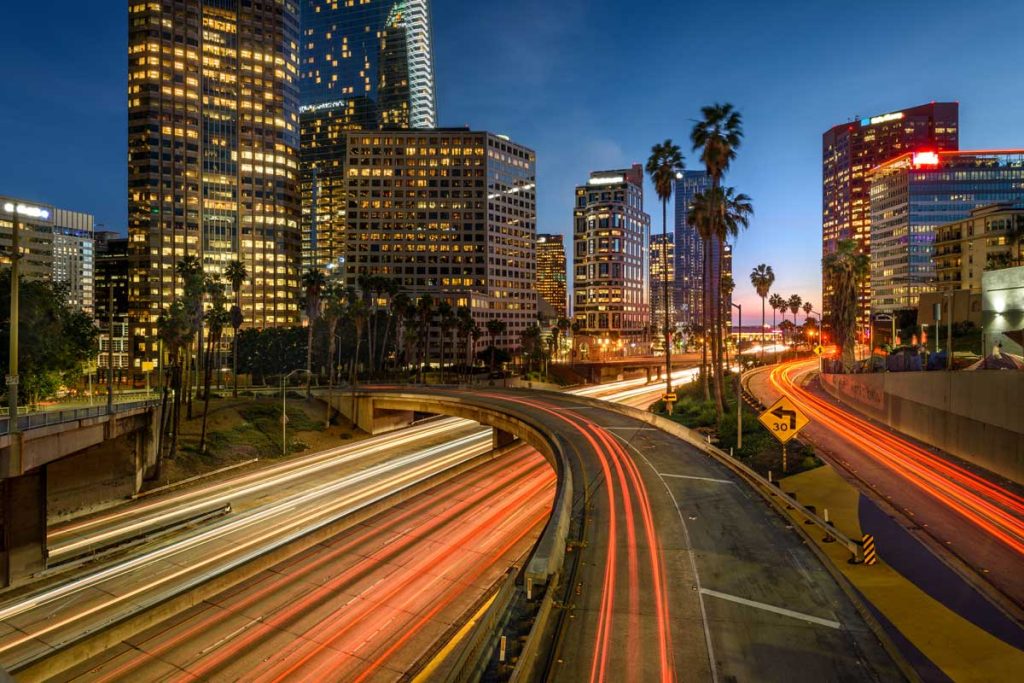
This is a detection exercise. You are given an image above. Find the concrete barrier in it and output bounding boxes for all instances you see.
[819,372,1024,484]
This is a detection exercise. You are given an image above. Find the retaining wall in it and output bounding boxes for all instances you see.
[819,371,1024,484]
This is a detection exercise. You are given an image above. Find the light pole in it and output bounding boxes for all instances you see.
[731,301,742,451]
[4,203,22,475]
[281,368,312,456]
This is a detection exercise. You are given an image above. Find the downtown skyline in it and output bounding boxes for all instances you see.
[2,1,1024,322]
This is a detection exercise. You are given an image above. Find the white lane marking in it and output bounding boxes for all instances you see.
[699,588,841,629]
[601,426,659,431]
[609,431,720,683]
[658,473,734,485]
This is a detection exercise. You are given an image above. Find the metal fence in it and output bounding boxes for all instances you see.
[0,397,160,436]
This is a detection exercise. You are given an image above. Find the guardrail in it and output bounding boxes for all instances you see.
[0,398,160,436]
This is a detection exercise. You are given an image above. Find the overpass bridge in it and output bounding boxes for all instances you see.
[332,388,901,681]
[564,352,700,384]
[0,399,160,587]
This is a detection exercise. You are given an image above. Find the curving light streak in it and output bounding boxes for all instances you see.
[770,361,1024,555]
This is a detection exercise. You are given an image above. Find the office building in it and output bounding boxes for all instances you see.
[573,165,650,341]
[868,150,1024,313]
[127,1,302,368]
[822,102,959,327]
[300,0,437,273]
[1,195,94,312]
[650,234,674,334]
[536,234,567,319]
[934,203,1024,294]
[673,170,710,327]
[342,129,536,352]
[95,231,131,373]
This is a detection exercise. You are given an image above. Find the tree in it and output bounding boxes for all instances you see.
[692,103,744,416]
[224,260,248,397]
[749,264,775,362]
[156,300,191,461]
[375,279,401,376]
[321,283,347,428]
[823,239,870,367]
[436,301,454,384]
[720,273,735,368]
[301,268,327,396]
[787,295,803,341]
[645,139,685,402]
[175,256,205,419]
[415,294,435,383]
[802,301,813,325]
[455,306,474,383]
[348,297,368,386]
[769,292,786,342]
[199,278,230,454]
[486,318,507,377]
[520,324,544,375]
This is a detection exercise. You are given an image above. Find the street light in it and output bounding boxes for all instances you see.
[731,301,742,451]
[281,368,313,456]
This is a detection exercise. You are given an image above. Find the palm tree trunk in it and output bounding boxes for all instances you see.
[378,311,394,378]
[199,332,216,453]
[700,246,710,402]
[761,297,766,363]
[231,326,240,397]
[714,236,727,415]
[305,322,314,398]
[326,321,337,429]
[185,339,194,420]
[170,364,182,459]
[661,197,673,397]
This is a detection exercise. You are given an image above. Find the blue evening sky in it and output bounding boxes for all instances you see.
[1,1,1022,322]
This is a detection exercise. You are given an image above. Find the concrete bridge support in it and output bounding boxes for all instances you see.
[1,468,46,587]
[492,428,518,449]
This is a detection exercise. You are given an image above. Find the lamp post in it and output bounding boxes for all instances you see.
[281,368,312,456]
[731,302,742,451]
[6,202,20,475]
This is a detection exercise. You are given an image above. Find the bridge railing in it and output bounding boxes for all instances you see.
[0,397,160,436]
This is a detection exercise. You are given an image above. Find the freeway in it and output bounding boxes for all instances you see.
[756,360,1024,611]
[0,371,695,677]
[359,387,901,681]
[53,445,555,682]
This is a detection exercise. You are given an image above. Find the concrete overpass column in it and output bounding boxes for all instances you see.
[492,428,518,449]
[138,407,160,485]
[1,469,47,587]
[645,368,652,384]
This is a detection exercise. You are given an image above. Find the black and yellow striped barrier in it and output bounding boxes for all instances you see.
[862,534,878,565]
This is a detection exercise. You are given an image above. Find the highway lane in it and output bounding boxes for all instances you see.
[759,359,1024,610]
[0,371,694,676]
[364,387,902,682]
[50,446,555,682]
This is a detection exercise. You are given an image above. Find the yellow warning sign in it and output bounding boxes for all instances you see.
[758,395,810,444]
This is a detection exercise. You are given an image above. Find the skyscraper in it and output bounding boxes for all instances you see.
[868,150,1024,313]
[537,234,568,319]
[673,170,710,328]
[342,129,535,352]
[650,234,675,336]
[300,0,437,273]
[127,1,302,368]
[822,102,959,328]
[573,165,650,343]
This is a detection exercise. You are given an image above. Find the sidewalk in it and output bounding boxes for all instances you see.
[746,365,1024,682]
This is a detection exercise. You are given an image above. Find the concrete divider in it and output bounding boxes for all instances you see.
[819,371,1024,484]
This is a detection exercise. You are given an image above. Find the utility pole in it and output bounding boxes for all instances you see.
[107,284,115,413]
[6,205,21,475]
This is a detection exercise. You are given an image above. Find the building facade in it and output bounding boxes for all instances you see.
[934,203,1024,294]
[95,231,132,373]
[536,233,567,319]
[822,102,959,325]
[869,150,1024,313]
[650,233,674,335]
[342,129,536,351]
[300,0,437,273]
[573,165,650,341]
[127,1,302,368]
[1,196,94,311]
[673,170,710,327]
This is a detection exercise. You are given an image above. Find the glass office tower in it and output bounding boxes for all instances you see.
[673,170,710,328]
[300,0,437,273]
[869,150,1024,313]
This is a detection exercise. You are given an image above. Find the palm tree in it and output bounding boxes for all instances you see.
[749,264,774,362]
[301,268,326,396]
[470,324,483,380]
[199,280,230,454]
[720,273,735,370]
[437,301,454,384]
[486,318,507,379]
[802,301,813,326]
[455,306,474,383]
[349,297,368,386]
[320,283,347,428]
[224,260,248,397]
[175,256,205,419]
[157,300,191,463]
[687,193,714,402]
[787,295,803,342]
[375,279,401,376]
[823,240,869,367]
[415,295,435,384]
[692,103,744,415]
[768,292,785,351]
[646,139,685,402]
[386,289,410,378]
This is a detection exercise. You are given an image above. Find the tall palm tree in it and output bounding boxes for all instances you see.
[688,193,714,402]
[769,293,785,352]
[415,294,435,384]
[199,280,229,454]
[301,268,327,396]
[224,260,248,397]
[749,264,775,362]
[720,273,735,370]
[455,306,474,383]
[823,239,869,368]
[386,289,411,378]
[802,301,813,325]
[175,256,205,419]
[486,318,507,378]
[157,300,191,463]
[470,324,483,379]
[692,103,744,415]
[437,301,454,384]
[320,283,346,428]
[645,139,685,402]
[787,295,803,341]
[348,297,368,386]
[689,186,752,412]
[375,278,401,376]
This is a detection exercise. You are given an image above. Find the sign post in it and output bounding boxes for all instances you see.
[757,395,810,472]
